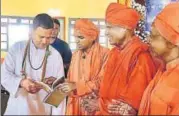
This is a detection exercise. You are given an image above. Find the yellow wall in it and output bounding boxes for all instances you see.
[1,0,119,57]
[2,0,118,17]
[2,0,118,35]
[1,52,6,59]
[118,0,131,6]
[1,0,129,58]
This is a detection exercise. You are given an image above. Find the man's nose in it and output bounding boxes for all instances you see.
[42,38,50,44]
[75,38,80,43]
[105,29,109,37]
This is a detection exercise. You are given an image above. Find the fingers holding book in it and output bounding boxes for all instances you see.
[43,76,57,86]
[57,82,76,93]
[32,76,66,93]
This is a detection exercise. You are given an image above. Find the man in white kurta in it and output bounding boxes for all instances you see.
[1,13,66,115]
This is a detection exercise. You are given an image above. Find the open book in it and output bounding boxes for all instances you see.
[35,76,68,107]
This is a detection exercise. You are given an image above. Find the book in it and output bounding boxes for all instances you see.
[35,76,68,107]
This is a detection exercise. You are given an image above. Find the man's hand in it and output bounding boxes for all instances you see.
[58,82,76,93]
[81,92,99,114]
[43,76,56,86]
[20,78,42,94]
[107,99,137,115]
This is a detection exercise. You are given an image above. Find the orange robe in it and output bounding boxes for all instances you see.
[138,58,179,115]
[66,42,109,115]
[98,36,157,114]
[154,2,179,46]
[138,2,179,115]
[106,3,140,30]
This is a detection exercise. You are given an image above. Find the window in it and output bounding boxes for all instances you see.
[1,26,8,50]
[8,25,30,48]
[68,18,108,52]
[1,16,33,51]
[1,16,65,51]
[55,17,65,41]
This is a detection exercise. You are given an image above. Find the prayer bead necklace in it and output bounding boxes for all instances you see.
[21,39,51,81]
[28,42,50,70]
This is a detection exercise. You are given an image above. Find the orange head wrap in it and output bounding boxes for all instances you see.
[74,19,99,40]
[154,2,179,46]
[106,3,140,29]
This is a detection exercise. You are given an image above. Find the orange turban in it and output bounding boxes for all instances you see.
[74,19,99,40]
[106,3,140,29]
[154,2,179,46]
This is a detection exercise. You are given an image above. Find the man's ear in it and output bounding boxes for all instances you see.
[127,29,134,36]
[166,40,176,49]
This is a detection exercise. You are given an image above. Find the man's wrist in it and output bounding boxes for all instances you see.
[19,78,25,88]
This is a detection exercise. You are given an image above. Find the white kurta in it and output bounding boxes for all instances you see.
[1,40,66,115]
